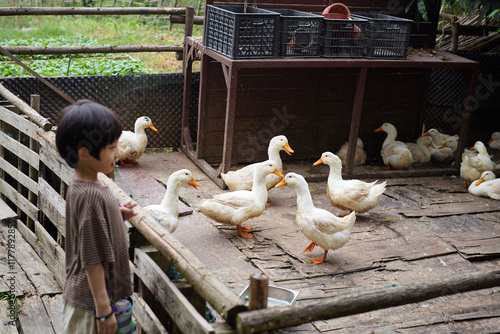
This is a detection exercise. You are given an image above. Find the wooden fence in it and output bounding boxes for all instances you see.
[2,85,500,334]
[0,87,245,333]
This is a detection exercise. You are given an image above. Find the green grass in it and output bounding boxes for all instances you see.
[0,11,204,75]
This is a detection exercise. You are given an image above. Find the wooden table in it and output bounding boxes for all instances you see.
[181,36,479,188]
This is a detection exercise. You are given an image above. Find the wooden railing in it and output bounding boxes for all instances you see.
[0,85,243,333]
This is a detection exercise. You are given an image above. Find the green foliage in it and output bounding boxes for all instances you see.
[408,0,500,23]
[0,292,20,327]
[0,58,154,77]
[0,36,109,61]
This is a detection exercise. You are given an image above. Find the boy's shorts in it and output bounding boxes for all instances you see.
[61,302,97,334]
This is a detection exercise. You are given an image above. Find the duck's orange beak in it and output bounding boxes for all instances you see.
[474,177,485,186]
[313,158,323,166]
[188,177,201,189]
[487,138,493,144]
[438,143,446,149]
[273,169,284,178]
[149,124,158,131]
[429,142,436,149]
[471,146,476,151]
[283,143,294,156]
[374,126,383,132]
[275,179,287,187]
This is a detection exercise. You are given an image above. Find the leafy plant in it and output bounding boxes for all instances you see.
[0,58,154,77]
[0,292,20,327]
[407,0,500,23]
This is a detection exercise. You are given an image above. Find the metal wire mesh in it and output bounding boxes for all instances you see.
[0,73,200,148]
[424,51,500,146]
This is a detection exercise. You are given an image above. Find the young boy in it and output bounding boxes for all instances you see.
[56,100,137,334]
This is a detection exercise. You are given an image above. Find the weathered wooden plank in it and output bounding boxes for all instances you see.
[0,220,37,298]
[39,145,73,185]
[316,289,500,333]
[41,294,65,334]
[38,177,66,236]
[134,248,215,334]
[0,177,38,222]
[400,200,500,217]
[0,300,18,334]
[33,219,66,287]
[13,227,62,295]
[441,230,500,259]
[130,293,169,334]
[0,106,41,139]
[236,269,500,334]
[0,197,17,221]
[0,156,38,194]
[0,131,39,169]
[18,295,56,334]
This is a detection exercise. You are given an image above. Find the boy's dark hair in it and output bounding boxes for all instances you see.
[56,100,122,168]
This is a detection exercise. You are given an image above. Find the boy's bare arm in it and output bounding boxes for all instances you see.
[86,263,117,334]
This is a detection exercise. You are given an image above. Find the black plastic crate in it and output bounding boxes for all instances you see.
[322,16,367,58]
[273,9,323,58]
[352,13,412,59]
[204,5,280,59]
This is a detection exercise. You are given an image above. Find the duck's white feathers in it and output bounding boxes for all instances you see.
[199,160,282,228]
[460,141,495,184]
[375,123,412,169]
[468,171,500,200]
[314,152,386,213]
[118,116,157,161]
[423,128,454,147]
[488,132,500,150]
[144,169,200,232]
[406,136,433,163]
[221,135,293,191]
[277,172,356,254]
[335,138,367,166]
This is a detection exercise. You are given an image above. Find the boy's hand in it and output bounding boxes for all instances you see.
[119,199,137,221]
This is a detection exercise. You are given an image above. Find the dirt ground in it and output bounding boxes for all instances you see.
[117,150,500,333]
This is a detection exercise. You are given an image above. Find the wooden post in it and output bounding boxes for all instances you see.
[248,274,268,311]
[0,84,53,131]
[28,94,41,231]
[451,22,459,51]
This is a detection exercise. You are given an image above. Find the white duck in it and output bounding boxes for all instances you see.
[221,135,294,191]
[199,160,283,239]
[374,123,413,169]
[422,128,454,147]
[460,141,495,186]
[468,171,500,199]
[488,132,500,150]
[275,172,356,265]
[314,152,386,214]
[432,136,458,161]
[144,169,201,233]
[118,116,157,166]
[406,136,434,163]
[335,138,367,166]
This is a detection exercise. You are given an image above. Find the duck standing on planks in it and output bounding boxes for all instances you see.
[276,172,356,265]
[221,135,294,191]
[313,152,386,215]
[199,160,284,239]
[144,169,201,233]
[118,116,157,166]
